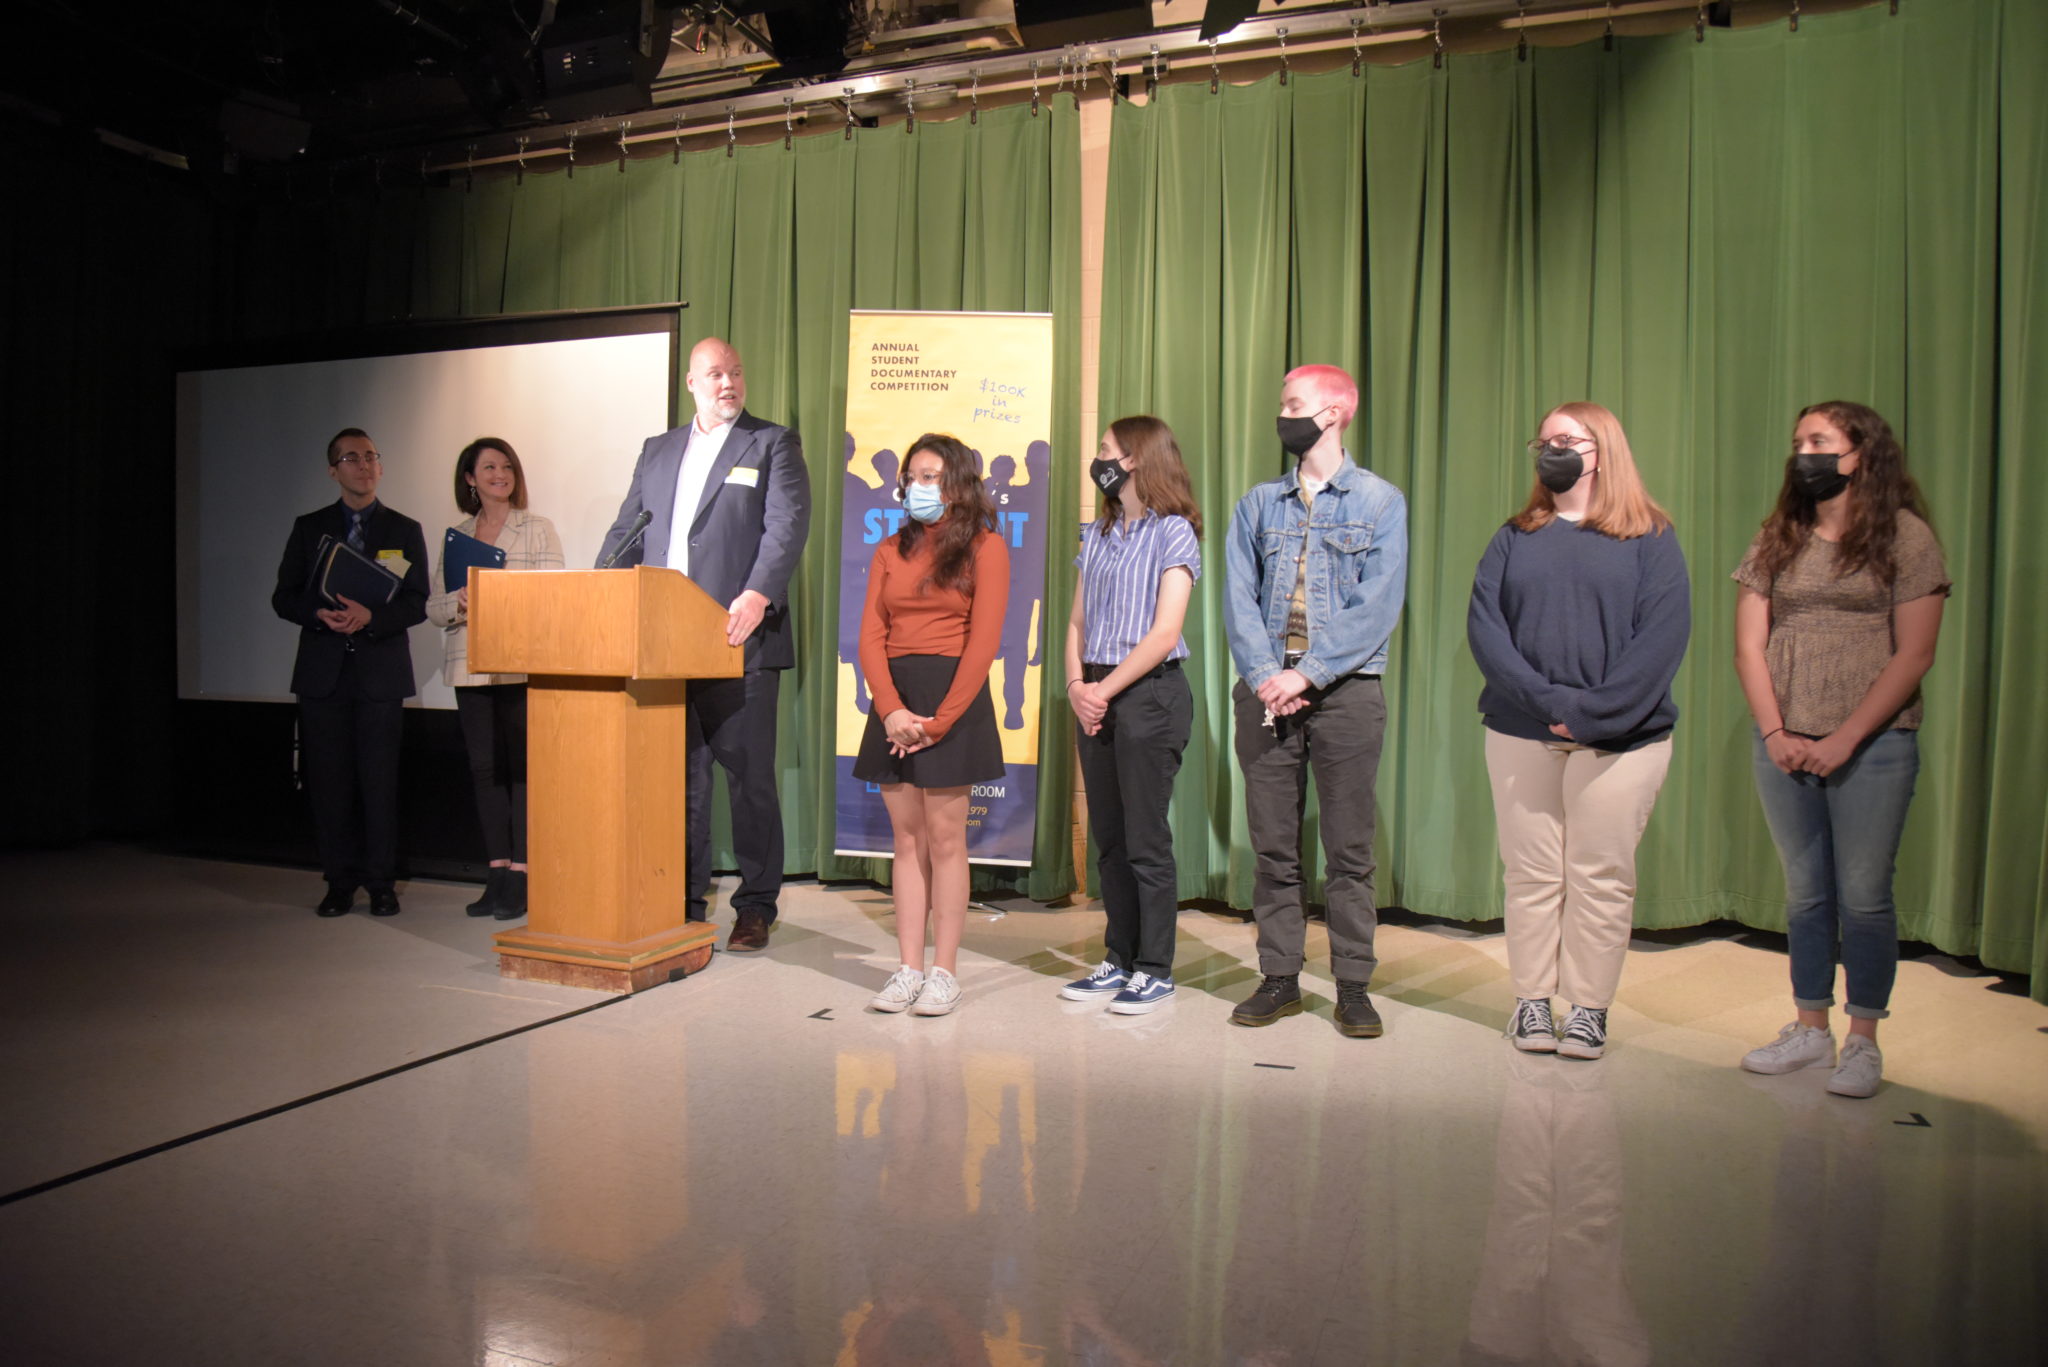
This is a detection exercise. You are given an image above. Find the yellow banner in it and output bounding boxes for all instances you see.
[836,310,1055,862]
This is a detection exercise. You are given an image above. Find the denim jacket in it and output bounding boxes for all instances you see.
[1224,455,1409,688]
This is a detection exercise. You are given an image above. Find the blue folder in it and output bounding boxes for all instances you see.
[444,526,508,593]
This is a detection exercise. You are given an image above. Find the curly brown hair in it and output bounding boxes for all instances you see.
[895,432,997,594]
[1751,401,1933,588]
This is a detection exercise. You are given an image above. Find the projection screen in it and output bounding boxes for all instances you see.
[176,323,674,710]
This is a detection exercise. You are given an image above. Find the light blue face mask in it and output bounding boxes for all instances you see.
[904,482,946,524]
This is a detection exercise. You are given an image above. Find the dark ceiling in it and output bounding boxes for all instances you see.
[5,1,795,167]
[8,2,1828,174]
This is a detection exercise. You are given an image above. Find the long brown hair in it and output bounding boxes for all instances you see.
[1751,401,1932,588]
[896,432,996,594]
[1510,401,1670,540]
[454,437,529,514]
[1097,415,1203,539]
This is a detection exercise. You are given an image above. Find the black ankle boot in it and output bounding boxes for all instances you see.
[492,869,528,921]
[1230,973,1303,1026]
[466,867,506,917]
[1335,980,1383,1038]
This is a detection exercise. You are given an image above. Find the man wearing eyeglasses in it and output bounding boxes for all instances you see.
[272,428,430,917]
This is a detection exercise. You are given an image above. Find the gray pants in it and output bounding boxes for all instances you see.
[1231,674,1386,984]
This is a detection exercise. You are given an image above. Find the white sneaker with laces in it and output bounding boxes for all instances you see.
[1741,1021,1836,1075]
[912,966,962,1016]
[1826,1034,1884,1098]
[868,965,924,1013]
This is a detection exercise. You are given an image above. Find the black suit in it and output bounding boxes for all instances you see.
[272,500,430,890]
[597,410,811,921]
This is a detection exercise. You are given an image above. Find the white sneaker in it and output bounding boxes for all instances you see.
[1741,1021,1836,1075]
[868,966,924,1013]
[1826,1035,1884,1098]
[911,966,961,1016]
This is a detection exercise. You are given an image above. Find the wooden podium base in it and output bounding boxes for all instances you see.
[493,921,719,995]
[465,568,744,996]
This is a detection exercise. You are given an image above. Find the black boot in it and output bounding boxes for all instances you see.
[492,869,528,921]
[466,867,505,918]
[1230,973,1303,1026]
[1335,980,1383,1038]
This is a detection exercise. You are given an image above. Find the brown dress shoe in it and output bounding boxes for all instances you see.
[726,911,772,953]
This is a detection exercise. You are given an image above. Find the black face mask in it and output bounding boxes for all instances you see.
[1535,442,1586,494]
[1090,455,1131,498]
[1792,450,1851,502]
[1276,414,1324,457]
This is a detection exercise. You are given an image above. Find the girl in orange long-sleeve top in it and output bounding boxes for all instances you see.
[854,433,1011,1016]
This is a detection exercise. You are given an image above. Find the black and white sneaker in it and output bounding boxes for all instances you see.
[1557,1005,1608,1060]
[1506,997,1557,1053]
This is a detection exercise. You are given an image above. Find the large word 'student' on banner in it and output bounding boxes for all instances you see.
[835,311,1053,865]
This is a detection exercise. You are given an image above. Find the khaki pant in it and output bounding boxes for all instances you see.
[1483,730,1673,1009]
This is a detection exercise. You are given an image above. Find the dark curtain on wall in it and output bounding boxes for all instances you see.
[1097,0,2048,999]
[230,100,1086,899]
[1,129,217,848]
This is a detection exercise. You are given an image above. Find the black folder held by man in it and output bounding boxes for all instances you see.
[442,526,508,594]
[308,534,404,608]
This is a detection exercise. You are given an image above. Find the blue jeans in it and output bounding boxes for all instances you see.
[1751,728,1920,1019]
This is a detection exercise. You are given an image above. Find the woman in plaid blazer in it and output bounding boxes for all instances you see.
[427,437,565,921]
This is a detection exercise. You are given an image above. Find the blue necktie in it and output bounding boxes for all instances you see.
[347,508,367,551]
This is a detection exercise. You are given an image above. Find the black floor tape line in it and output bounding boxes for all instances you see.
[0,990,641,1209]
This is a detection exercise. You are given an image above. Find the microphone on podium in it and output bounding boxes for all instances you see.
[599,511,653,569]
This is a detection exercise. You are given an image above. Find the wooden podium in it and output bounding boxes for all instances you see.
[467,566,741,993]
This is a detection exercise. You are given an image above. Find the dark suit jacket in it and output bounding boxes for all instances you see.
[595,409,811,671]
[272,500,431,701]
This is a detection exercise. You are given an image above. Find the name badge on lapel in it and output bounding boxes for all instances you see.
[724,467,760,489]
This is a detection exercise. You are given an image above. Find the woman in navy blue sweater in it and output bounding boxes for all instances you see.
[1467,402,1690,1060]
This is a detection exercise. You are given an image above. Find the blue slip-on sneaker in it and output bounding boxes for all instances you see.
[1107,971,1175,1015]
[1059,961,1129,1001]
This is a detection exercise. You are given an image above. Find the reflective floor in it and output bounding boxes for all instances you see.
[1,846,2043,1366]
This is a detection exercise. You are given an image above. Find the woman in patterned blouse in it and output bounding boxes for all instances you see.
[1732,401,1950,1099]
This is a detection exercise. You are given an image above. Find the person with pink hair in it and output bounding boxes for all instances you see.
[1221,363,1409,1037]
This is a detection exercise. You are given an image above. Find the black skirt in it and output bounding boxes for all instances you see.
[852,654,1006,789]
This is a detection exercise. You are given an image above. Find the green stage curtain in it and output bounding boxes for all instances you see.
[238,101,1084,899]
[1097,0,2048,999]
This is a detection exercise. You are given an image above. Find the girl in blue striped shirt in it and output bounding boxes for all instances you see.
[1061,416,1203,1014]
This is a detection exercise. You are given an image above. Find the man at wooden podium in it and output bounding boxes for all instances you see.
[595,337,811,952]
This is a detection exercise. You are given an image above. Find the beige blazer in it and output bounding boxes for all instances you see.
[427,508,566,687]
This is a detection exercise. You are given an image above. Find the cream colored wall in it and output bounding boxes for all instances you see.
[1069,88,1115,889]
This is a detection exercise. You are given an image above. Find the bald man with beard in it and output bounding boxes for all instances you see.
[597,337,812,952]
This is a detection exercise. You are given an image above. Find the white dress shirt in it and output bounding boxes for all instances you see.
[666,415,735,577]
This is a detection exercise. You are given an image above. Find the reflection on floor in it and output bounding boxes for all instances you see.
[0,846,2042,1366]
